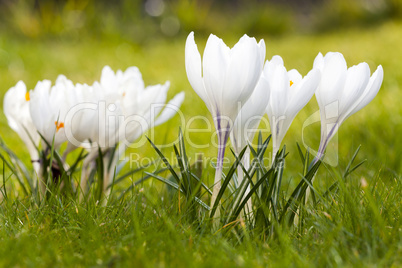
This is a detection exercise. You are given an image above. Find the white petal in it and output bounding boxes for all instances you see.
[268,64,288,118]
[313,52,324,70]
[339,62,370,119]
[287,69,302,85]
[222,35,264,120]
[231,73,270,153]
[287,68,321,119]
[202,33,230,112]
[154,92,185,126]
[350,65,384,115]
[100,65,116,90]
[316,52,347,109]
[268,55,284,67]
[30,80,52,134]
[185,32,210,110]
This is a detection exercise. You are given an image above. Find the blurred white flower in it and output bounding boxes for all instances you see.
[29,75,77,149]
[72,65,184,196]
[265,56,321,160]
[96,65,185,148]
[185,31,266,209]
[313,52,384,159]
[3,81,40,161]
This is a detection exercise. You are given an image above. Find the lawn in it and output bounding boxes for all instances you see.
[0,5,401,267]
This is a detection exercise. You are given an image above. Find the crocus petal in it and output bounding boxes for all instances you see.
[154,92,185,126]
[339,62,370,119]
[202,34,230,113]
[100,65,117,90]
[222,36,265,121]
[288,69,303,85]
[313,52,324,70]
[231,73,270,153]
[316,52,348,109]
[30,80,52,135]
[4,81,40,159]
[268,63,288,118]
[350,65,384,116]
[287,68,321,119]
[185,32,209,105]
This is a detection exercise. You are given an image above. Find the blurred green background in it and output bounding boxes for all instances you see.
[0,0,401,188]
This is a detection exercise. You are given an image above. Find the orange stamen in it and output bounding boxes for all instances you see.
[25,92,30,101]
[290,80,294,87]
[54,121,64,132]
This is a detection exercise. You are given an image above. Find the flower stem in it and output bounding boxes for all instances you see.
[210,138,226,212]
[210,122,230,219]
[238,148,252,217]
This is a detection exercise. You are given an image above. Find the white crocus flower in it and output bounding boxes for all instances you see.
[29,75,77,149]
[3,81,40,161]
[313,52,384,159]
[76,66,184,197]
[265,56,321,161]
[230,73,270,214]
[185,32,266,209]
[94,66,185,148]
[3,81,42,190]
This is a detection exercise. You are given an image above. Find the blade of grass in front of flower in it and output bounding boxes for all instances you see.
[145,171,210,211]
[37,132,66,175]
[210,161,237,193]
[60,170,73,196]
[230,168,275,224]
[343,145,366,179]
[96,146,104,201]
[173,144,190,197]
[286,160,321,226]
[106,167,117,206]
[228,135,272,221]
[176,135,209,217]
[225,149,261,224]
[0,136,33,192]
[249,134,271,172]
[279,159,321,224]
[0,152,29,195]
[146,136,182,190]
[191,173,212,195]
[299,173,323,202]
[210,146,247,219]
[2,160,7,199]
[107,146,118,172]
[37,132,67,194]
[178,129,192,186]
[81,167,97,200]
[67,148,87,175]
[296,142,305,166]
[253,148,285,233]
[273,145,286,206]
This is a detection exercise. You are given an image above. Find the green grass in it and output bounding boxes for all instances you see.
[0,14,401,267]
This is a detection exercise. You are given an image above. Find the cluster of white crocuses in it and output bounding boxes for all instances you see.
[185,32,384,209]
[4,66,184,195]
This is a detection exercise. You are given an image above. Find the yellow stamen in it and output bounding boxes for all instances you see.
[54,121,64,132]
[290,80,294,87]
[25,92,30,101]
